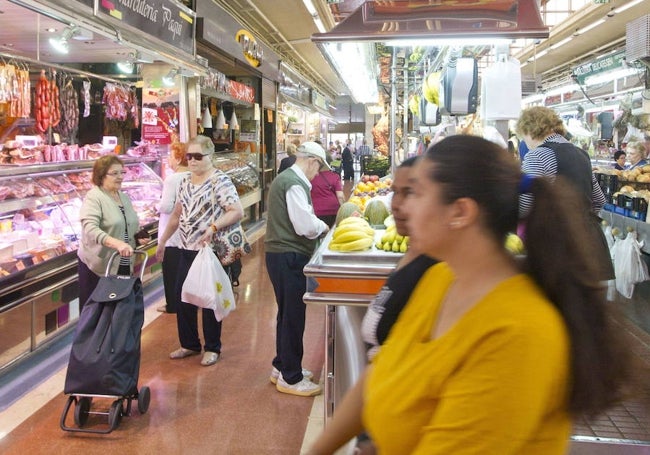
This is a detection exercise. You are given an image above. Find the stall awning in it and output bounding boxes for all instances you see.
[312,0,549,43]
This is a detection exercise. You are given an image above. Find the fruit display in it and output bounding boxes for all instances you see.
[328,217,375,252]
[504,233,525,255]
[375,224,408,253]
[364,199,390,226]
[422,71,441,105]
[352,177,392,198]
[334,202,364,226]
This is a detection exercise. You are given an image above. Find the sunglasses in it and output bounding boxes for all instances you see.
[186,152,210,161]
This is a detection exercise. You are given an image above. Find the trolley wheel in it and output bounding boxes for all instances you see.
[108,400,123,431]
[137,386,151,414]
[73,397,92,428]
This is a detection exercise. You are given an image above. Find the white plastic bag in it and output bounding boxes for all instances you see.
[612,232,649,299]
[181,245,236,321]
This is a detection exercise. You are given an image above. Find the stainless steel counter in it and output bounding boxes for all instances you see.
[304,229,401,425]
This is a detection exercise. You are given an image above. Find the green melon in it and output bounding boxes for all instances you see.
[364,199,390,226]
[335,202,363,226]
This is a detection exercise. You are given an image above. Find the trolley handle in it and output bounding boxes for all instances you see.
[105,251,148,280]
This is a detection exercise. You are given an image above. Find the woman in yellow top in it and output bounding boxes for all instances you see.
[308,135,631,454]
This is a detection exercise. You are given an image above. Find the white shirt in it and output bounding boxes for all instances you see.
[286,164,328,239]
[158,171,189,248]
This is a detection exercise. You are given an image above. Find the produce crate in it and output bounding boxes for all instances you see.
[361,156,390,177]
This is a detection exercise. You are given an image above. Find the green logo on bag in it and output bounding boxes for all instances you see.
[223,299,231,309]
[216,282,223,292]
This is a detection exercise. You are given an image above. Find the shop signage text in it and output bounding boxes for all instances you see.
[312,91,328,111]
[573,51,625,85]
[201,69,255,104]
[77,0,195,55]
[279,70,311,105]
[228,80,255,104]
[235,29,263,68]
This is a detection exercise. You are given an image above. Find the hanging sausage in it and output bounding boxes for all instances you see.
[34,70,51,133]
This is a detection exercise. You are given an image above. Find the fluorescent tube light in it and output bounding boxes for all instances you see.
[535,49,549,59]
[585,67,639,86]
[575,19,606,36]
[613,0,644,14]
[302,0,317,16]
[546,84,579,96]
[549,37,572,50]
[320,42,378,104]
[388,38,511,47]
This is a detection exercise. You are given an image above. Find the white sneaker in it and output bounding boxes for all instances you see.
[269,367,313,384]
[169,347,200,359]
[201,352,220,366]
[276,374,321,397]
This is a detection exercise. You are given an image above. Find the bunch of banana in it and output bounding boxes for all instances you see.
[375,225,409,253]
[329,217,375,252]
[422,71,441,105]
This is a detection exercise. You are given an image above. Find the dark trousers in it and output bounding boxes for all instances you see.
[77,259,100,312]
[317,214,337,228]
[265,251,310,384]
[223,257,242,283]
[175,248,222,354]
[161,246,182,313]
[343,163,354,181]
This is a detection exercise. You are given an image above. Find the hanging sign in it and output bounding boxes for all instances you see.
[141,65,180,145]
[82,0,195,54]
[573,51,625,85]
[235,29,263,68]
[228,80,256,104]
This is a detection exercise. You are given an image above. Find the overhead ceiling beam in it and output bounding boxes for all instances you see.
[211,0,340,99]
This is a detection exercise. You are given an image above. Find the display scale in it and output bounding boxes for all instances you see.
[303,229,402,421]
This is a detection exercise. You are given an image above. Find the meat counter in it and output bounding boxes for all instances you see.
[213,151,262,219]
[303,229,402,426]
[0,159,162,371]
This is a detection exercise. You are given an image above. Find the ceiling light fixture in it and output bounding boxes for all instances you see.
[613,0,644,14]
[320,41,378,104]
[117,51,137,74]
[389,38,511,47]
[163,68,179,86]
[549,37,572,51]
[48,25,78,54]
[302,0,326,33]
[575,19,606,36]
[230,109,239,130]
[117,61,134,74]
[584,67,639,86]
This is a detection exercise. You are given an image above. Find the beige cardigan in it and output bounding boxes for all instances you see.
[77,186,140,275]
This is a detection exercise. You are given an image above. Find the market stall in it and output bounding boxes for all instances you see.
[0,158,162,370]
[304,228,401,420]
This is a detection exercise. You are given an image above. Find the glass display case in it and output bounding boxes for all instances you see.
[213,151,261,210]
[0,161,161,280]
[0,159,162,371]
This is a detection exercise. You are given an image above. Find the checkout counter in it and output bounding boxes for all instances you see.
[303,229,401,421]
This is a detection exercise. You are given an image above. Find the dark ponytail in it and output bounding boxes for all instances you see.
[524,176,631,417]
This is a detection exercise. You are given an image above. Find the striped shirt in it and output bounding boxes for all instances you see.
[520,134,605,217]
[358,144,372,156]
[176,169,240,250]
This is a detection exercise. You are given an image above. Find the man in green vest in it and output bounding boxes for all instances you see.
[266,142,330,397]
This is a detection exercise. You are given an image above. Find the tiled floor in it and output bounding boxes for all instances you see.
[571,312,650,444]
[1,174,650,453]
[0,238,326,454]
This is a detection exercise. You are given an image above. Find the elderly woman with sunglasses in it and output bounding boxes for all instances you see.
[156,135,244,367]
[78,154,144,311]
